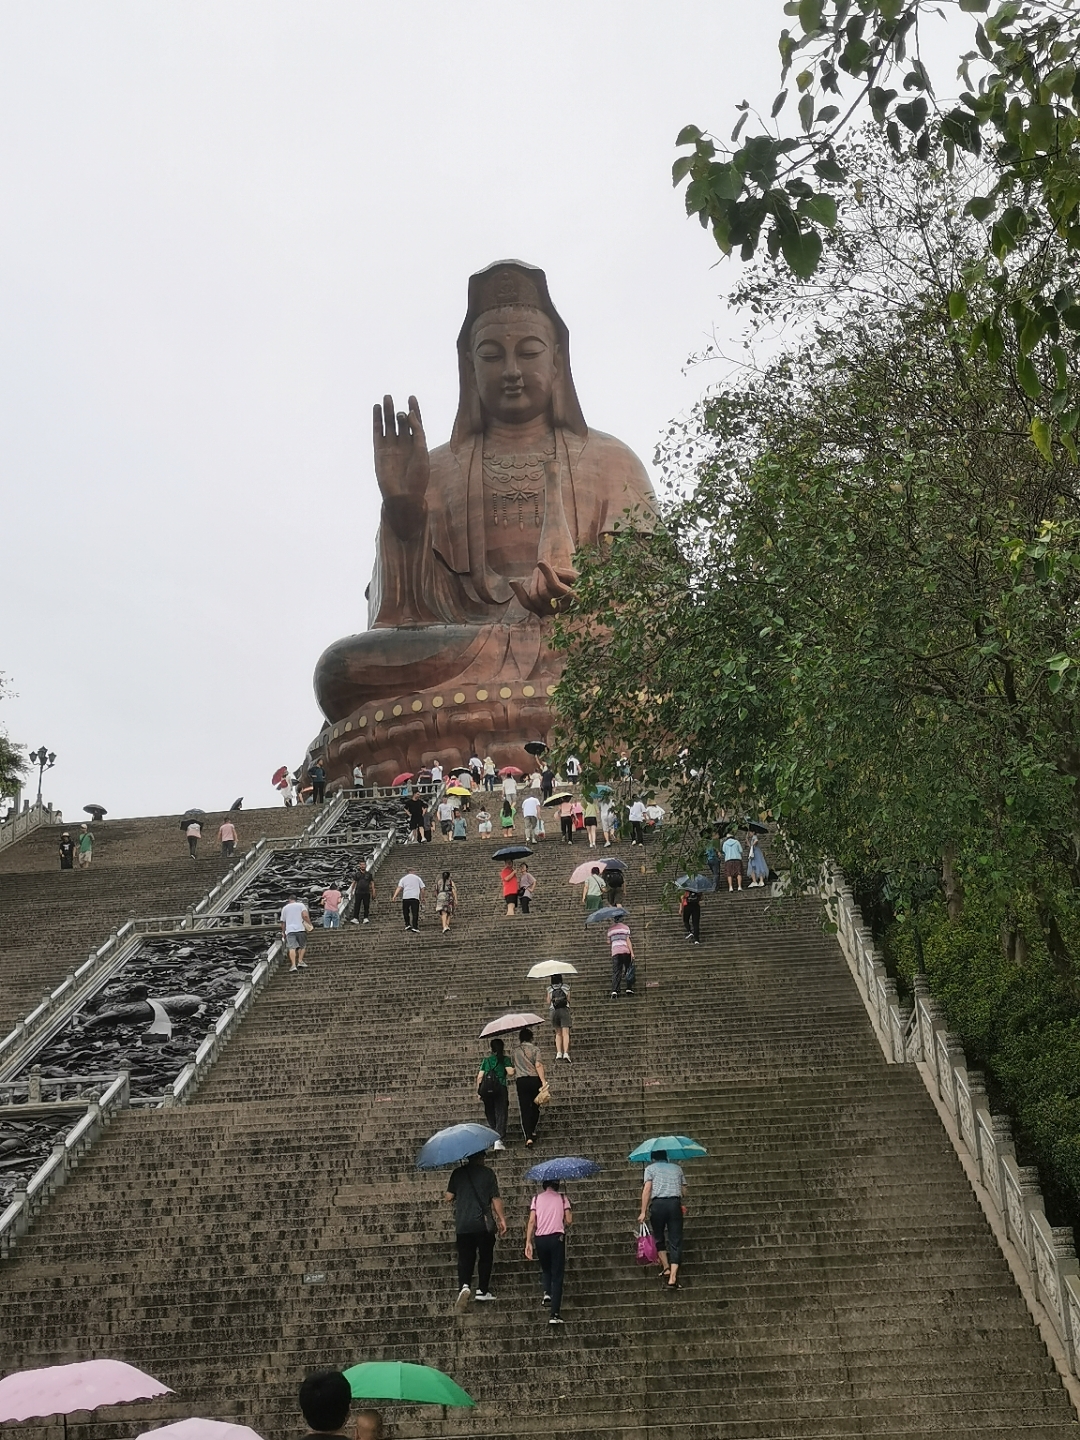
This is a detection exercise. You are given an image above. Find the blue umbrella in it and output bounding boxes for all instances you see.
[602,857,628,871]
[628,1134,708,1163]
[593,784,614,795]
[586,905,627,925]
[526,1156,602,1183]
[416,1123,501,1169]
[675,874,714,892]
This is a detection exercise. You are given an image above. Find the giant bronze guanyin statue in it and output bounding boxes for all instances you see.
[309,260,657,785]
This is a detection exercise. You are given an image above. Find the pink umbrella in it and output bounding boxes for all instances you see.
[137,1422,265,1440]
[480,1011,545,1037]
[569,860,613,885]
[498,766,524,778]
[0,1360,172,1424]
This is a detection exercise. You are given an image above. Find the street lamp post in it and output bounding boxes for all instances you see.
[28,746,56,807]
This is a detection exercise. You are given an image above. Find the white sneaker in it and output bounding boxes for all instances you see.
[454,1285,472,1312]
[493,1140,506,1151]
[473,1290,495,1301]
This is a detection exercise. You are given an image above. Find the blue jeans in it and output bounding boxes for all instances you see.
[322,911,340,928]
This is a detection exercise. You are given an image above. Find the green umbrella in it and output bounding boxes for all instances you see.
[343,1362,475,1408]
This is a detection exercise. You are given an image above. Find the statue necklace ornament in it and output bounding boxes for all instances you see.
[482,434,555,530]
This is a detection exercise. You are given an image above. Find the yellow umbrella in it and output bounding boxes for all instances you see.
[446,785,471,797]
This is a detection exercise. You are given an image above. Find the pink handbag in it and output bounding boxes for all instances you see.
[636,1223,658,1265]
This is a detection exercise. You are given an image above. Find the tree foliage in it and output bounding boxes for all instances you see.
[0,673,26,801]
[555,134,1080,966]
[676,1,1080,441]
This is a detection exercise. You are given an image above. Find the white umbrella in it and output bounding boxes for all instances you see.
[526,960,579,979]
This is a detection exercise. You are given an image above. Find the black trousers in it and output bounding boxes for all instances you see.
[482,1085,508,1139]
[631,820,645,844]
[683,903,701,939]
[561,816,574,841]
[456,1231,495,1291]
[650,1196,684,1263]
[516,1075,542,1141]
[312,781,326,803]
[402,897,419,928]
[354,891,371,919]
[535,1232,566,1314]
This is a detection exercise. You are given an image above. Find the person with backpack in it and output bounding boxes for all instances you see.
[445,1150,507,1309]
[547,975,572,1063]
[681,888,702,943]
[476,1037,514,1150]
[604,863,625,908]
[435,870,458,934]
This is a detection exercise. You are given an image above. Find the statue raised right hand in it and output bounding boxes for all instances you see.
[373,394,429,508]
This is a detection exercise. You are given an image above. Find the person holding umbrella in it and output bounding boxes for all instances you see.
[746,831,769,887]
[512,1025,547,1147]
[446,1150,507,1307]
[581,865,606,914]
[637,1148,688,1288]
[681,888,702,943]
[548,974,572,1063]
[476,1037,514,1149]
[525,1179,573,1325]
[500,859,519,916]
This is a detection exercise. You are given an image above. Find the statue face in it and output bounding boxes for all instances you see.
[471,309,559,425]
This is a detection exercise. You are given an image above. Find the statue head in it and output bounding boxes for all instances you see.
[452,260,587,443]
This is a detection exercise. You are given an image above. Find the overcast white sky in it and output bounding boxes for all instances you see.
[0,2,968,821]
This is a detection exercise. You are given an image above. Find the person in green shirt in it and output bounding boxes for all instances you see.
[581,866,605,912]
[476,1037,515,1151]
[78,824,94,869]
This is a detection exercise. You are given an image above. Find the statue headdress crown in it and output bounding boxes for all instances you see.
[453,260,587,440]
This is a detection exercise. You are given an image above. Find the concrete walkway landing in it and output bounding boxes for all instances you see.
[1,826,1077,1439]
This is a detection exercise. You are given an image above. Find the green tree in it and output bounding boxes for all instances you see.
[675,1,1080,439]
[556,134,1080,964]
[0,673,27,802]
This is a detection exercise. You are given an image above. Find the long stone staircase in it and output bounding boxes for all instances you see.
[2,821,1079,1440]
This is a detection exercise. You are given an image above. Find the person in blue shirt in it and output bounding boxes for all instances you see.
[721,833,744,892]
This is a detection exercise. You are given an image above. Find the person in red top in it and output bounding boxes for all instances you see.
[500,862,519,916]
[525,1179,573,1324]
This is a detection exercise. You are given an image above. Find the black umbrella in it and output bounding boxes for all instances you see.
[493,845,534,861]
[524,740,548,756]
[543,792,573,807]
[742,820,769,834]
[83,804,107,821]
[230,797,244,811]
[179,807,206,831]
[449,766,473,777]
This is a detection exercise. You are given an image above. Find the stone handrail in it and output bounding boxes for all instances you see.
[0,802,61,853]
[823,865,1080,1384]
[0,1071,129,1259]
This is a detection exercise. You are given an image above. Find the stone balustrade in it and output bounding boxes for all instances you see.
[825,864,1080,1381]
[0,801,62,853]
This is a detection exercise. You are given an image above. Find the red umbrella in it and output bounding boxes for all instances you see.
[498,766,524,778]
[271,765,289,786]
[392,772,415,786]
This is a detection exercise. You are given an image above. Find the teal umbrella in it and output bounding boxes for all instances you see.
[343,1362,474,1408]
[628,1134,707,1163]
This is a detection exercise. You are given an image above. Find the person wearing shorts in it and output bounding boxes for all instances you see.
[321,885,343,928]
[438,798,455,841]
[638,1150,687,1287]
[78,825,94,869]
[280,896,311,972]
[722,834,744,891]
[500,862,519,916]
[547,976,572,1062]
